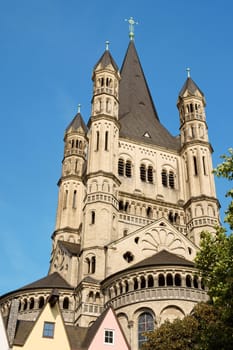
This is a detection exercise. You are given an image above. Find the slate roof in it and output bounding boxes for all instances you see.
[66,112,88,133]
[18,272,73,291]
[58,240,81,256]
[93,49,119,72]
[130,249,194,270]
[119,41,180,150]
[179,77,204,97]
[14,320,34,346]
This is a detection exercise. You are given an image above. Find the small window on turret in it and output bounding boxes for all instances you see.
[105,131,108,151]
[91,211,95,224]
[126,160,132,177]
[161,169,167,187]
[147,166,153,183]
[140,164,146,182]
[96,131,99,151]
[193,156,198,175]
[169,171,175,188]
[118,159,124,176]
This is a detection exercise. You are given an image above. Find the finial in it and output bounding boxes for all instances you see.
[125,17,138,40]
[77,103,81,113]
[105,40,110,51]
[186,67,191,78]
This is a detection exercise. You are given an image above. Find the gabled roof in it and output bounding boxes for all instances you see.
[18,272,73,291]
[93,49,119,72]
[131,249,194,269]
[58,240,81,256]
[119,41,180,150]
[14,320,34,346]
[66,112,88,133]
[179,77,204,97]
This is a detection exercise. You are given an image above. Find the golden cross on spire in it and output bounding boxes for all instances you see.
[125,17,138,40]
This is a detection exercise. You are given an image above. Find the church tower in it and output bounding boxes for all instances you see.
[177,73,219,244]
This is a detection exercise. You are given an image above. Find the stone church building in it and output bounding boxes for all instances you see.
[0,30,219,349]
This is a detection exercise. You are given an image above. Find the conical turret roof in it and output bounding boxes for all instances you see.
[119,41,179,150]
[179,77,204,98]
[93,49,119,72]
[65,112,88,133]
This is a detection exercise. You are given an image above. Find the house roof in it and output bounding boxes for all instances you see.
[131,249,194,269]
[119,41,180,150]
[14,320,34,346]
[58,240,81,256]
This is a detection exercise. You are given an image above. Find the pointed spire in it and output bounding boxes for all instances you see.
[119,41,179,150]
[93,46,119,72]
[179,76,204,98]
[65,107,88,133]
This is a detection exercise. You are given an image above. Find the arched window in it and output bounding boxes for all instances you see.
[133,278,138,290]
[96,131,99,151]
[119,201,124,210]
[193,276,198,288]
[29,298,34,310]
[72,190,77,209]
[148,275,154,288]
[138,313,154,349]
[161,169,167,187]
[140,164,146,182]
[186,275,192,288]
[105,131,108,151]
[125,160,132,177]
[91,256,96,274]
[158,274,165,286]
[91,211,95,224]
[118,159,124,176]
[140,276,146,289]
[63,297,69,309]
[76,139,79,148]
[166,273,173,286]
[63,190,68,209]
[23,299,28,311]
[147,166,153,183]
[193,156,198,175]
[169,171,175,188]
[38,297,45,309]
[146,207,152,218]
[124,280,129,293]
[175,274,182,287]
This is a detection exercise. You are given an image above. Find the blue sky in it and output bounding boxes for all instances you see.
[0,0,233,295]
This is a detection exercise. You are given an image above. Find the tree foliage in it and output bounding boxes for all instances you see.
[143,303,232,350]
[143,149,233,349]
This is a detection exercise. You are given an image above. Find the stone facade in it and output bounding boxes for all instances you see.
[0,38,219,350]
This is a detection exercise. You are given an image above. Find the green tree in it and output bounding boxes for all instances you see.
[143,149,233,349]
[195,149,233,323]
[143,303,231,350]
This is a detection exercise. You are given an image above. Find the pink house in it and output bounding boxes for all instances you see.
[82,306,130,350]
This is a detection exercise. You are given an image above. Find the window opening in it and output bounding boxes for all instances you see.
[43,322,55,338]
[169,171,175,188]
[193,156,198,175]
[119,200,124,210]
[38,297,44,309]
[141,276,146,289]
[175,274,182,286]
[166,273,173,286]
[72,190,77,209]
[125,160,132,177]
[186,275,192,288]
[63,297,69,309]
[91,256,96,274]
[91,211,95,224]
[147,166,153,183]
[96,131,99,151]
[133,278,138,290]
[104,330,114,344]
[138,313,154,349]
[140,164,146,182]
[118,158,124,176]
[158,274,165,286]
[202,156,207,175]
[148,275,154,288]
[29,298,34,310]
[123,251,134,263]
[63,190,68,209]
[161,169,167,187]
[105,131,108,151]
